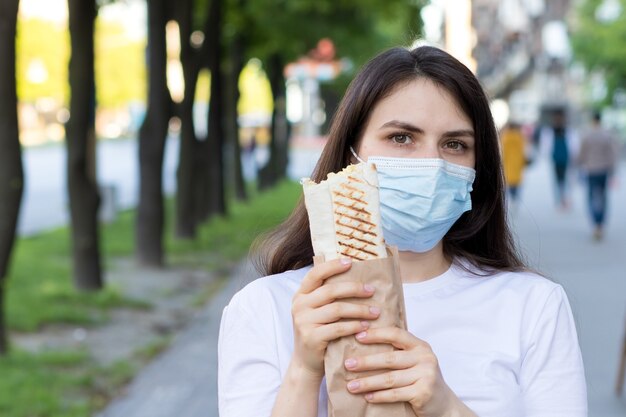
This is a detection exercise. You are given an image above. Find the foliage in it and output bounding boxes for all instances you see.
[238,59,273,115]
[16,18,70,104]
[95,18,146,107]
[16,16,146,109]
[221,0,425,86]
[235,0,423,66]
[571,0,626,103]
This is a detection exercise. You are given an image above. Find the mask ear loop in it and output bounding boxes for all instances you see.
[349,146,366,164]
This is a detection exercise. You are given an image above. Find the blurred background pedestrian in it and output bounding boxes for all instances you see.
[500,120,528,211]
[537,108,579,210]
[577,110,621,240]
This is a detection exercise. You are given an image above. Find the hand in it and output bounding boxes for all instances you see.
[290,258,381,379]
[344,327,476,417]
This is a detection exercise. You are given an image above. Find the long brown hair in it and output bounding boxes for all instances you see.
[253,45,525,276]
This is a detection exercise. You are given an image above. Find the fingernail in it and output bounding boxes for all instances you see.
[344,358,357,369]
[369,306,380,315]
[340,258,352,265]
[365,393,373,401]
[356,331,367,340]
[363,284,374,292]
[360,321,370,329]
[347,380,360,391]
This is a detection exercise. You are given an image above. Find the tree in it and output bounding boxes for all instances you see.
[173,0,203,238]
[223,0,248,201]
[204,0,227,217]
[257,52,289,190]
[136,0,172,266]
[0,0,24,354]
[66,0,103,290]
[174,0,237,238]
[571,0,626,103]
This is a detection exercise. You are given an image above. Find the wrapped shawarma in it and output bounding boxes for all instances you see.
[302,162,413,417]
[302,162,387,261]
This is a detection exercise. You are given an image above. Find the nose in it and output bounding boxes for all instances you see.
[416,141,441,159]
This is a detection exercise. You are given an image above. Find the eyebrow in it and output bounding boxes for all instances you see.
[380,120,474,139]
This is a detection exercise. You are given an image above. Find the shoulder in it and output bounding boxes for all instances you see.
[220,266,311,342]
[226,266,312,316]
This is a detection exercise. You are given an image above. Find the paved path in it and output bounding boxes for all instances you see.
[94,262,257,417]
[96,157,626,417]
[512,158,626,415]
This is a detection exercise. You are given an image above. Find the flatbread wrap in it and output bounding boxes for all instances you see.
[302,162,412,417]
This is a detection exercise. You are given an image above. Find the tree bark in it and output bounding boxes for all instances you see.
[174,0,201,238]
[0,0,24,355]
[224,31,247,201]
[258,53,289,190]
[66,0,102,291]
[205,0,227,216]
[136,0,171,267]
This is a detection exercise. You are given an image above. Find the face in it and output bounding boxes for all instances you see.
[355,78,476,168]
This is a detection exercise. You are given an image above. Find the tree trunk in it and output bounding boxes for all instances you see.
[136,0,171,267]
[205,0,227,216]
[258,53,289,190]
[66,0,102,291]
[174,0,201,238]
[224,32,247,201]
[0,0,24,355]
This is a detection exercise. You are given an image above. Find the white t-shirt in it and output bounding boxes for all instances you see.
[218,261,587,417]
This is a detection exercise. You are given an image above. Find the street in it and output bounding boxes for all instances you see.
[18,136,321,236]
[18,136,180,236]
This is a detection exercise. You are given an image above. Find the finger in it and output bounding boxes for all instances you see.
[346,369,416,395]
[311,302,381,324]
[362,385,417,404]
[313,320,371,342]
[298,258,352,295]
[344,349,417,372]
[307,281,375,308]
[354,327,424,350]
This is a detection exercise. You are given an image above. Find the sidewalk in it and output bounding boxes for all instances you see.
[512,158,626,415]
[96,158,626,417]
[95,261,257,417]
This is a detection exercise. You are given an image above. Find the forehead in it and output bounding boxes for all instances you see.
[367,78,471,128]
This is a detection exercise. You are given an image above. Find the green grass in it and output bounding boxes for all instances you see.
[6,180,301,331]
[102,180,303,267]
[0,350,138,417]
[1,179,301,417]
[6,229,140,331]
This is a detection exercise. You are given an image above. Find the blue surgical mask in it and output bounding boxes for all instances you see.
[350,147,475,253]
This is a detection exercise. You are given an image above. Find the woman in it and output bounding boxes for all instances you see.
[218,46,586,417]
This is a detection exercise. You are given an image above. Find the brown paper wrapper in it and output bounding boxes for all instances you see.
[314,247,414,417]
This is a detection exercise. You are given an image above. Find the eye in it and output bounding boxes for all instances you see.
[443,140,467,151]
[388,133,414,145]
